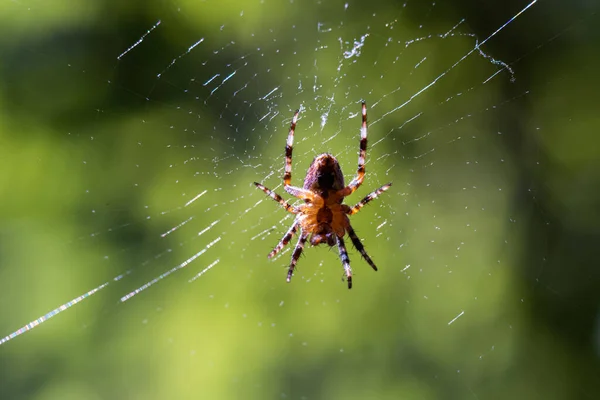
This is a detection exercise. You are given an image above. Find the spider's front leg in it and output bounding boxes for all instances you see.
[339,102,368,197]
[283,110,299,187]
[281,109,315,201]
[254,182,298,214]
[347,183,392,215]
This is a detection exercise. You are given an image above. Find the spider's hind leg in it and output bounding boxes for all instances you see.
[287,233,308,283]
[346,225,378,271]
[269,221,299,259]
[336,236,353,289]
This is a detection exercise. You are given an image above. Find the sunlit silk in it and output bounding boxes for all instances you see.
[372,0,537,125]
[120,237,221,302]
[0,282,109,346]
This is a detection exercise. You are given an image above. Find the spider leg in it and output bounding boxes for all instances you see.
[346,225,378,271]
[268,221,299,259]
[283,110,299,186]
[280,110,314,201]
[337,236,353,289]
[347,183,392,215]
[287,233,308,283]
[254,182,297,214]
[339,102,368,197]
[284,185,314,201]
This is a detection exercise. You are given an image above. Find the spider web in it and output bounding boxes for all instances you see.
[1,0,599,398]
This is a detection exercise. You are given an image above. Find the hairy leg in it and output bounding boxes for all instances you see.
[339,102,368,196]
[287,233,308,283]
[254,182,297,213]
[347,183,392,215]
[346,225,378,271]
[268,221,299,259]
[337,236,353,289]
[283,110,299,186]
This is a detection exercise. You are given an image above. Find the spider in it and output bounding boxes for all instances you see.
[254,102,392,289]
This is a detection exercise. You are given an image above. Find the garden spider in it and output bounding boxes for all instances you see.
[254,102,391,289]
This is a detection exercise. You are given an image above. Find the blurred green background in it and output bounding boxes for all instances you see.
[1,0,599,399]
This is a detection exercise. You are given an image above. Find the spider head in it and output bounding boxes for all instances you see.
[310,229,336,247]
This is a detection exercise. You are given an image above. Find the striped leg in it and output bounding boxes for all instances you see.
[337,236,353,289]
[339,102,368,197]
[283,110,299,186]
[281,110,314,201]
[268,222,299,259]
[287,233,308,283]
[346,225,378,271]
[254,182,297,214]
[347,183,392,215]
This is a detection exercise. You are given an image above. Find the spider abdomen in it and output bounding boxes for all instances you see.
[303,154,345,196]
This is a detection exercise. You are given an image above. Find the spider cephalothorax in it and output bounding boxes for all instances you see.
[254,102,391,289]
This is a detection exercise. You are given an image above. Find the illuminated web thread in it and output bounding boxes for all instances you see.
[448,310,465,325]
[117,20,161,60]
[162,216,220,240]
[0,282,109,346]
[161,216,194,237]
[120,237,222,302]
[208,70,237,97]
[341,33,369,59]
[262,86,279,100]
[372,0,538,125]
[189,259,220,283]
[197,220,220,237]
[185,190,208,207]
[157,38,205,78]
